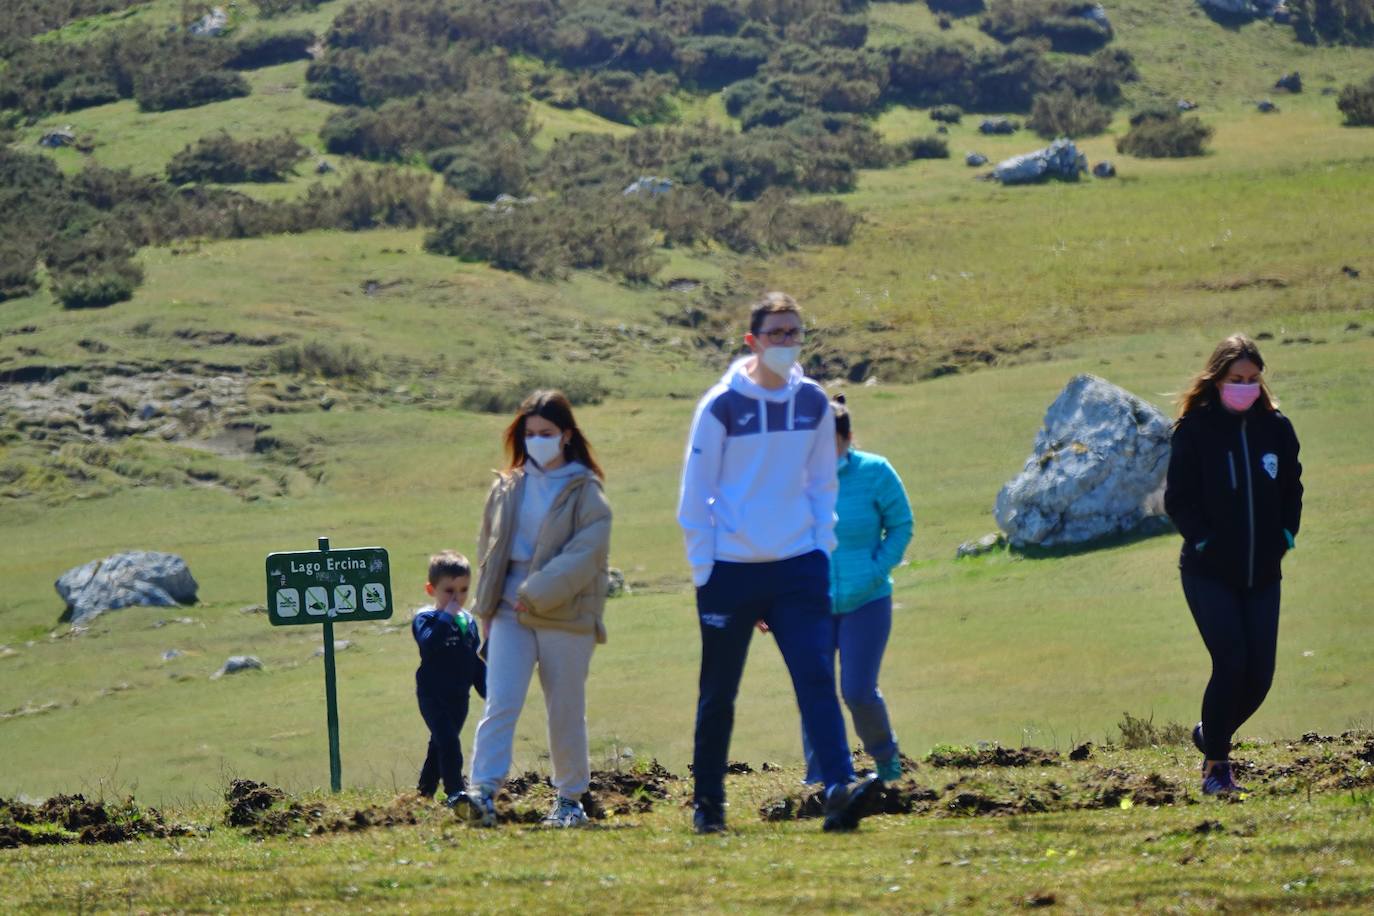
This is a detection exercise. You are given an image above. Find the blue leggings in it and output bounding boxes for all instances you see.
[802,595,897,783]
[693,550,855,803]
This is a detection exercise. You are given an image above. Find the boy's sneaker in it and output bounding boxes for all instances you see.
[1192,722,1205,755]
[442,792,465,808]
[460,787,497,827]
[1201,761,1244,796]
[822,774,882,832]
[693,797,726,835]
[875,754,903,783]
[542,796,588,828]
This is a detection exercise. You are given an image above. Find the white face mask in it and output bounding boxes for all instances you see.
[524,434,564,468]
[760,345,800,377]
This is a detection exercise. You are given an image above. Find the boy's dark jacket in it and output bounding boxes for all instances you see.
[411,608,486,702]
[1164,400,1303,589]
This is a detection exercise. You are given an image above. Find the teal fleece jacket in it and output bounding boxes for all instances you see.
[830,448,914,615]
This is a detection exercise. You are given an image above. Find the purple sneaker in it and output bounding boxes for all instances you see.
[1201,761,1245,796]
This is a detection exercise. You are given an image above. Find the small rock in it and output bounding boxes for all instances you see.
[1177,99,1198,112]
[956,532,1007,558]
[240,604,265,615]
[161,649,183,662]
[978,117,1019,135]
[1274,71,1301,93]
[607,568,628,598]
[1341,265,1360,278]
[966,152,989,167]
[1092,161,1116,178]
[213,655,263,679]
[315,158,335,175]
[312,640,354,657]
[1257,99,1278,113]
[38,127,77,148]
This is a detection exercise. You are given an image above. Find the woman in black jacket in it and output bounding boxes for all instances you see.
[1164,334,1303,796]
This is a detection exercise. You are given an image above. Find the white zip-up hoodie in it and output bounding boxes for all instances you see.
[677,356,838,587]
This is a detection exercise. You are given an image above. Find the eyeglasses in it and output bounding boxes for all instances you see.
[759,327,805,345]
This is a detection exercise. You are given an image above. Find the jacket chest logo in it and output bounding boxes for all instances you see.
[1262,453,1278,480]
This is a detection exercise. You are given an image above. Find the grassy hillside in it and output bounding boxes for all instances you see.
[1,0,1371,833]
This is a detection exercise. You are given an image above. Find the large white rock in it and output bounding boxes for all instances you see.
[994,375,1171,547]
[55,552,199,625]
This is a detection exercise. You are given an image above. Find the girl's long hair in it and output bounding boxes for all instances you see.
[1176,334,1277,420]
[502,389,605,479]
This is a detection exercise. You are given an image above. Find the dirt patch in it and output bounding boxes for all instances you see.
[1196,275,1289,292]
[0,793,192,847]
[760,780,940,822]
[224,780,429,837]
[1082,769,1188,809]
[927,745,1061,768]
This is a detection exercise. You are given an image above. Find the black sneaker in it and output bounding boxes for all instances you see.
[822,774,882,833]
[693,798,726,835]
[1192,722,1205,755]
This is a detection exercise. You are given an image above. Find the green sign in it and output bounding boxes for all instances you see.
[266,546,393,626]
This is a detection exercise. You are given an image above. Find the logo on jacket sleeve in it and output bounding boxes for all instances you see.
[1262,453,1278,480]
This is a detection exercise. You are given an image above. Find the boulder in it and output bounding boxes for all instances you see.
[994,138,1087,185]
[966,152,989,167]
[994,375,1171,548]
[189,7,228,37]
[1257,99,1278,113]
[1274,72,1302,93]
[213,656,262,679]
[622,176,674,197]
[1177,99,1199,112]
[607,567,628,598]
[1092,160,1116,178]
[55,552,199,625]
[979,117,1019,135]
[39,128,76,148]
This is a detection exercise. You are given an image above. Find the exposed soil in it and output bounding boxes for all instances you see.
[0,793,192,847]
[927,745,1061,768]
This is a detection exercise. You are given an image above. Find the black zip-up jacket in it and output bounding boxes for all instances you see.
[412,608,487,704]
[1164,400,1303,589]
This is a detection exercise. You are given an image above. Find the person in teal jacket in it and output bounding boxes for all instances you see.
[802,394,914,784]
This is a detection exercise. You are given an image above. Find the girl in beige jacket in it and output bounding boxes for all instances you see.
[463,390,612,829]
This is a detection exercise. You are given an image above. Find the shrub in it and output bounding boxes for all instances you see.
[930,104,963,123]
[574,70,680,125]
[228,30,315,69]
[166,132,309,184]
[134,68,250,112]
[321,91,533,161]
[903,135,951,159]
[462,371,608,414]
[291,171,441,231]
[255,0,324,17]
[1290,0,1374,47]
[982,1,1113,54]
[53,268,141,309]
[1028,89,1112,138]
[1116,112,1212,158]
[1117,712,1192,749]
[439,140,533,201]
[926,0,986,14]
[269,342,374,379]
[1337,75,1374,124]
[0,250,39,302]
[674,35,770,88]
[305,39,513,106]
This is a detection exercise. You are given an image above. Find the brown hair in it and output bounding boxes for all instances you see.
[1176,334,1277,419]
[427,550,470,585]
[831,393,851,441]
[502,389,605,479]
[749,290,801,336]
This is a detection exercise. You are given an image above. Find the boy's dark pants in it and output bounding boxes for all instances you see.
[693,549,854,804]
[416,694,469,797]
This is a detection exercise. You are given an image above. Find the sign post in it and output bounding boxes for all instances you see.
[265,537,392,792]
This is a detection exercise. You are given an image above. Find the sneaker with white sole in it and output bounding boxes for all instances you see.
[822,774,883,832]
[461,787,497,827]
[542,795,588,828]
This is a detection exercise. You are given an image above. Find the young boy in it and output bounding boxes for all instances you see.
[412,550,486,806]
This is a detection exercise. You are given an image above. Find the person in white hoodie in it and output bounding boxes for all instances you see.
[678,291,881,834]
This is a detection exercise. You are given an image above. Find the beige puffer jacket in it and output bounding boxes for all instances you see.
[472,467,612,643]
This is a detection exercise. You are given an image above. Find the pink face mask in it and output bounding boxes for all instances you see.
[1220,382,1261,413]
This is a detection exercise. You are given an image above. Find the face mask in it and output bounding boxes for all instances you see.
[1220,382,1261,413]
[525,434,564,467]
[760,345,800,377]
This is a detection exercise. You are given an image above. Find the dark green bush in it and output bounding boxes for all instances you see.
[255,0,324,17]
[982,1,1113,54]
[574,70,680,125]
[926,0,986,14]
[674,35,770,88]
[1116,112,1212,158]
[1028,89,1112,138]
[53,269,141,309]
[903,135,951,159]
[930,104,963,123]
[134,67,250,112]
[306,40,514,106]
[291,171,441,231]
[440,140,533,201]
[0,250,39,302]
[1291,0,1374,47]
[321,91,533,161]
[1337,75,1374,124]
[228,30,315,69]
[166,133,309,184]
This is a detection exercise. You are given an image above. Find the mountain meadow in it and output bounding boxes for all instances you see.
[2,0,1373,911]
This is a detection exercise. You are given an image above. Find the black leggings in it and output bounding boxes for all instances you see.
[1182,572,1281,761]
